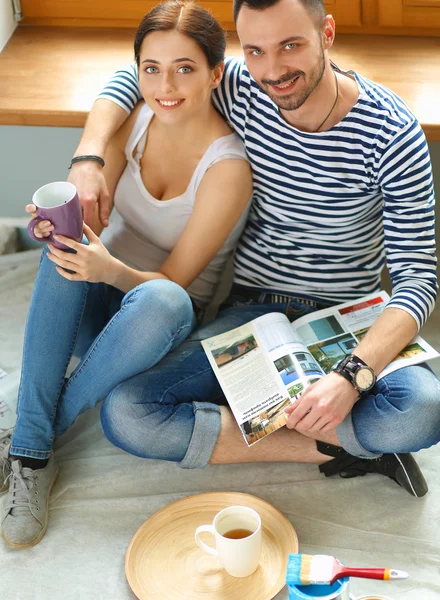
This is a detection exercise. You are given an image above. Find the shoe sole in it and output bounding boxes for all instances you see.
[394,454,428,498]
[2,466,59,550]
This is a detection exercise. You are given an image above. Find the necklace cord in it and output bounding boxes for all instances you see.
[315,70,339,132]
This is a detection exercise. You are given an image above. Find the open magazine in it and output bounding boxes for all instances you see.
[201,291,439,447]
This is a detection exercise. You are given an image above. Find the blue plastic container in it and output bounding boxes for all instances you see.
[287,577,350,600]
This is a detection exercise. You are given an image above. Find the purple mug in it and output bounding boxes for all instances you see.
[28,181,83,250]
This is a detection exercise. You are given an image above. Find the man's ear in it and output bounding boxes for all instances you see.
[322,15,336,50]
[210,61,225,89]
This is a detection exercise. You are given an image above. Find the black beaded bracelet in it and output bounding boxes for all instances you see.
[68,155,105,169]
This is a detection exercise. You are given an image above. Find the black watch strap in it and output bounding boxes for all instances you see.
[333,353,376,393]
[333,367,352,386]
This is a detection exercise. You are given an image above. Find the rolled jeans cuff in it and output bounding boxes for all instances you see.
[9,446,52,460]
[337,410,382,459]
[178,401,222,469]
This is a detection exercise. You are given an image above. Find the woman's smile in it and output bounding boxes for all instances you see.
[156,98,186,109]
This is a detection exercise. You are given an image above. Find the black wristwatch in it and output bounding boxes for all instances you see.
[332,354,376,393]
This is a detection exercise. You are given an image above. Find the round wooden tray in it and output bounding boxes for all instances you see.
[125,491,298,600]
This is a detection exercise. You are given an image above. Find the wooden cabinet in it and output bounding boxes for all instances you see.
[20,0,362,29]
[20,0,440,33]
[379,0,440,28]
[20,0,234,28]
[328,0,362,27]
[353,0,440,34]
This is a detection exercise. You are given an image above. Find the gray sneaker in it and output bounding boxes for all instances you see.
[2,455,58,549]
[0,428,13,493]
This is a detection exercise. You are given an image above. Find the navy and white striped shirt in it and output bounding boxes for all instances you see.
[98,58,437,329]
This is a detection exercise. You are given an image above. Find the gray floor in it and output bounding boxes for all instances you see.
[0,247,439,600]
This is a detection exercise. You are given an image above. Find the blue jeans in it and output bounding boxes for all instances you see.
[10,246,196,459]
[100,293,440,467]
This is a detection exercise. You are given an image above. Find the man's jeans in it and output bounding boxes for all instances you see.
[10,246,196,459]
[101,294,440,467]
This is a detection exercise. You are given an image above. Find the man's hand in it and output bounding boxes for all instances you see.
[285,372,359,433]
[67,162,110,229]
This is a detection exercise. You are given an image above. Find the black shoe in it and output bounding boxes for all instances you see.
[316,441,429,498]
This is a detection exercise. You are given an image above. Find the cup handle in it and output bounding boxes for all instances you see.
[195,525,218,557]
[27,216,53,244]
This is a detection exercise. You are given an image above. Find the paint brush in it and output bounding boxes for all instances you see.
[286,554,408,586]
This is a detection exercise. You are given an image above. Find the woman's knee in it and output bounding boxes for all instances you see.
[122,280,194,324]
[123,279,191,310]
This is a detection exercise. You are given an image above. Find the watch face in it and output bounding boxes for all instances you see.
[355,367,375,391]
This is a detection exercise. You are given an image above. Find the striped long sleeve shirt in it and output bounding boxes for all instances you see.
[98,58,437,329]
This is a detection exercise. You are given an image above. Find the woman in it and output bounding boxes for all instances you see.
[0,0,252,549]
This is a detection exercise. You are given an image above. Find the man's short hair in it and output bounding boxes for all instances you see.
[233,0,326,25]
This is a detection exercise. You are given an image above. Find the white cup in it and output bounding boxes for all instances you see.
[195,505,262,577]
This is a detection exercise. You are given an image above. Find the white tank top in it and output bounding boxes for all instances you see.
[101,103,251,305]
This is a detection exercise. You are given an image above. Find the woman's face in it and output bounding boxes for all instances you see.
[138,29,221,124]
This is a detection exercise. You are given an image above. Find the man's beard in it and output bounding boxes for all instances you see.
[260,45,326,111]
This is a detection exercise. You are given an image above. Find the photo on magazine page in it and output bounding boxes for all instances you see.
[273,351,323,397]
[210,334,258,368]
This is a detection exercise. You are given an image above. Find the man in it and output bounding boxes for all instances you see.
[3,0,439,499]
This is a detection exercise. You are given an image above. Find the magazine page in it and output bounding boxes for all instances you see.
[252,311,325,401]
[291,291,439,379]
[202,312,322,446]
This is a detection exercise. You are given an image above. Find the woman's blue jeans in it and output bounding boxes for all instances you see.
[101,295,440,468]
[10,246,196,459]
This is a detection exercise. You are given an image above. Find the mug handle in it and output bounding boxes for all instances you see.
[195,525,218,556]
[27,216,54,244]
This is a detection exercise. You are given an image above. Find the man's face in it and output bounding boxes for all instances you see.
[236,0,327,111]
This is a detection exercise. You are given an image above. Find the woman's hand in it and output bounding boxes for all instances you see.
[26,204,54,239]
[47,223,116,284]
